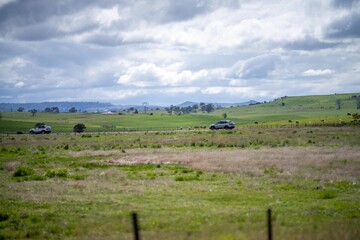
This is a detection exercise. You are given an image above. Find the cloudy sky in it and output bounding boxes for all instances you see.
[0,0,359,105]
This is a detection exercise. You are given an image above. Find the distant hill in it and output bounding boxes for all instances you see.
[0,102,115,112]
[177,100,258,108]
[0,102,166,112]
[0,100,258,112]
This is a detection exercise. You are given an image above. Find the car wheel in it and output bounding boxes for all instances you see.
[224,126,229,129]
[30,131,34,134]
[41,130,45,134]
[210,126,215,130]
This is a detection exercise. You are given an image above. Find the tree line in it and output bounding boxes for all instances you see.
[165,103,216,115]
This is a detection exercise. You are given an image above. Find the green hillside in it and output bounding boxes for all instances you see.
[0,93,359,133]
[219,93,359,125]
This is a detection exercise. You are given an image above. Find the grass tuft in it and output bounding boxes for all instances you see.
[13,166,34,177]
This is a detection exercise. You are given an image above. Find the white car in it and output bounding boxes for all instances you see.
[209,120,235,130]
[29,125,52,134]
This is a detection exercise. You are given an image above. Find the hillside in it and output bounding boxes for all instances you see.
[216,93,360,125]
[0,93,359,133]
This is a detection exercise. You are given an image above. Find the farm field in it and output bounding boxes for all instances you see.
[0,93,360,239]
[0,93,359,134]
[0,126,360,239]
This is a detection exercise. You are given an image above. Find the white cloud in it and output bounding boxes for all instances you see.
[14,81,24,88]
[228,54,282,79]
[2,57,29,68]
[117,63,208,87]
[302,69,335,76]
[0,1,359,104]
[0,0,16,9]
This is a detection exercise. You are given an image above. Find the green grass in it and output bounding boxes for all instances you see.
[0,126,359,239]
[0,93,359,133]
[0,93,359,239]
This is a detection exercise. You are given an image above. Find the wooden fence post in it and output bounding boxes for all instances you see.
[132,212,140,240]
[267,208,273,240]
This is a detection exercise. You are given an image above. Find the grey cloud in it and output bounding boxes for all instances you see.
[284,36,341,50]
[10,22,61,41]
[229,54,282,79]
[1,1,359,104]
[327,11,360,38]
[84,33,124,47]
[0,0,124,40]
[160,0,239,22]
[332,0,359,8]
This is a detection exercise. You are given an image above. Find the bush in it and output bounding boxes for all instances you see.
[319,190,337,199]
[45,168,68,178]
[0,213,9,222]
[175,175,200,181]
[73,123,86,133]
[13,166,34,177]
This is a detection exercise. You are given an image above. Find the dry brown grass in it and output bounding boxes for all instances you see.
[76,147,360,182]
[4,161,21,172]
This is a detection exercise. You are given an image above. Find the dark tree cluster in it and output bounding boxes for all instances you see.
[28,109,37,116]
[73,123,86,133]
[44,107,60,113]
[165,103,215,115]
[69,107,77,113]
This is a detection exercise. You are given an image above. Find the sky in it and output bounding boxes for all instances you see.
[0,0,360,105]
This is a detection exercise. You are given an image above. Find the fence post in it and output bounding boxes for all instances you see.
[132,212,140,240]
[267,208,273,240]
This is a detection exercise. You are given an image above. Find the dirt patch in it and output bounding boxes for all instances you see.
[81,147,360,182]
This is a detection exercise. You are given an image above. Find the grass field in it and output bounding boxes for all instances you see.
[0,93,359,239]
[0,126,359,239]
[0,93,359,133]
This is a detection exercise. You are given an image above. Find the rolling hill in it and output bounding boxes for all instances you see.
[0,93,359,133]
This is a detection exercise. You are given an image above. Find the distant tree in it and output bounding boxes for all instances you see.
[51,107,60,113]
[0,112,2,119]
[204,103,215,113]
[281,102,285,106]
[143,102,149,114]
[336,99,341,109]
[69,107,77,113]
[134,109,139,114]
[192,104,199,112]
[17,107,25,112]
[355,97,360,109]
[45,107,59,113]
[29,109,37,117]
[73,123,86,133]
[223,113,227,119]
[199,102,206,111]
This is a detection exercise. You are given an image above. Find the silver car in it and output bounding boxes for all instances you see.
[209,120,235,130]
[29,125,52,134]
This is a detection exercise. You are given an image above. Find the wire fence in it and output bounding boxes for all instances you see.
[131,209,274,240]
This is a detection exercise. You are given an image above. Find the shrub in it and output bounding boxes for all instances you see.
[319,190,337,199]
[175,175,200,181]
[13,166,34,177]
[73,123,86,133]
[45,168,68,178]
[0,213,9,222]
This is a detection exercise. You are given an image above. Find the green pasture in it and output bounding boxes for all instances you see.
[0,93,359,238]
[0,126,359,239]
[0,93,359,133]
